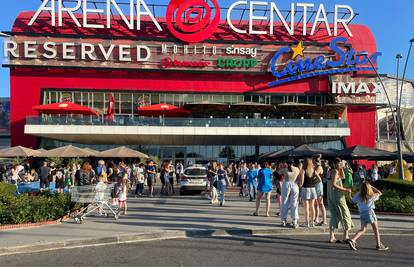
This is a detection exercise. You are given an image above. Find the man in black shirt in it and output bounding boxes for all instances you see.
[39,161,51,190]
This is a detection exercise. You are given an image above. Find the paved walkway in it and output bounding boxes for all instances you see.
[1,193,413,255]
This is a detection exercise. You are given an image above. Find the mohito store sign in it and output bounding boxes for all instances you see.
[29,0,356,43]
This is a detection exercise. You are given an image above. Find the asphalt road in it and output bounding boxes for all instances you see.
[1,234,412,267]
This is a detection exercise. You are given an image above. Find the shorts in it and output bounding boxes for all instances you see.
[276,181,282,195]
[147,176,155,187]
[56,179,65,189]
[40,179,50,189]
[360,210,377,225]
[301,187,317,200]
[315,182,324,198]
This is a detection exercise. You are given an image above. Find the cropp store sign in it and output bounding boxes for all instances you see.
[29,0,356,43]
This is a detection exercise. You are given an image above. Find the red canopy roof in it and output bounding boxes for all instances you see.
[137,104,191,117]
[33,102,99,116]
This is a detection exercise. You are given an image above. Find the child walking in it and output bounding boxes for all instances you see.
[118,174,131,215]
[347,182,388,251]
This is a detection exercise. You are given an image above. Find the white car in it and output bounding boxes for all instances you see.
[179,166,208,195]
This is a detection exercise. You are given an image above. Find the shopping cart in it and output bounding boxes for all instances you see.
[71,183,119,224]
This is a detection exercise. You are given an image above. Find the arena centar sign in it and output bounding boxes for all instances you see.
[29,0,356,43]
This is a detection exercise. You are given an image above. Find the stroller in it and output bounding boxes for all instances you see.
[71,183,119,224]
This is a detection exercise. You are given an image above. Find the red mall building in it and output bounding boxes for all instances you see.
[3,1,380,162]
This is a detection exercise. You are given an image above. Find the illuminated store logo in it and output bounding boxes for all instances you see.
[332,82,381,94]
[268,37,382,87]
[217,58,258,69]
[166,0,220,43]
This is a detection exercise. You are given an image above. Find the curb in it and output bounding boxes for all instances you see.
[0,216,68,232]
[1,227,413,257]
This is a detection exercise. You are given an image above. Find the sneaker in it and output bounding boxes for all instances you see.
[376,244,389,251]
[220,202,223,207]
[300,223,310,228]
[347,240,357,251]
[310,223,315,228]
[281,221,287,227]
[292,223,299,229]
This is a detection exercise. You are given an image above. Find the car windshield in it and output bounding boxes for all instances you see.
[184,168,207,176]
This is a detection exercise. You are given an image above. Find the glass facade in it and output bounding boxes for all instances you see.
[39,89,343,162]
[42,89,332,118]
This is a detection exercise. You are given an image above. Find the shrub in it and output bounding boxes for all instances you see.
[0,191,73,225]
[373,179,414,196]
[0,182,16,196]
[347,189,414,214]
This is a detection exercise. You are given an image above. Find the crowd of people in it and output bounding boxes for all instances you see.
[1,156,406,251]
[204,157,391,251]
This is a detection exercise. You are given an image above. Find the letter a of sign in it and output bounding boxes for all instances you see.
[29,0,56,26]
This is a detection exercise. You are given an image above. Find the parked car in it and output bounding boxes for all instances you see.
[179,165,208,195]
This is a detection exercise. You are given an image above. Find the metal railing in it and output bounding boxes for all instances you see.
[26,116,348,128]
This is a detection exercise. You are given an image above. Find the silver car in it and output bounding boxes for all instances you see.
[179,166,208,195]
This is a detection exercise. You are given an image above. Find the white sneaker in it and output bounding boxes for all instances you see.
[281,221,287,227]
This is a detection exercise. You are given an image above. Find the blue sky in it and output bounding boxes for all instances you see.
[1,0,413,97]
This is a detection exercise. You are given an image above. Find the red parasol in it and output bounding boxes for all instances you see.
[33,102,99,116]
[137,103,191,117]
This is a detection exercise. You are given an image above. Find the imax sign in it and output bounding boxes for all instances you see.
[332,82,382,95]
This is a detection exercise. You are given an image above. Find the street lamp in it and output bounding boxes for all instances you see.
[399,39,414,110]
[395,53,404,180]
[356,51,404,180]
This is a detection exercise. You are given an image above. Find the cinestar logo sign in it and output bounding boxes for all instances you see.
[268,37,382,87]
[29,0,356,43]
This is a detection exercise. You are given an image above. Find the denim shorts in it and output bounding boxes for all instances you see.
[315,182,323,198]
[360,210,377,226]
[301,187,317,200]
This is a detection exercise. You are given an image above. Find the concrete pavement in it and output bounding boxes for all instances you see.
[2,235,413,267]
[1,193,413,256]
